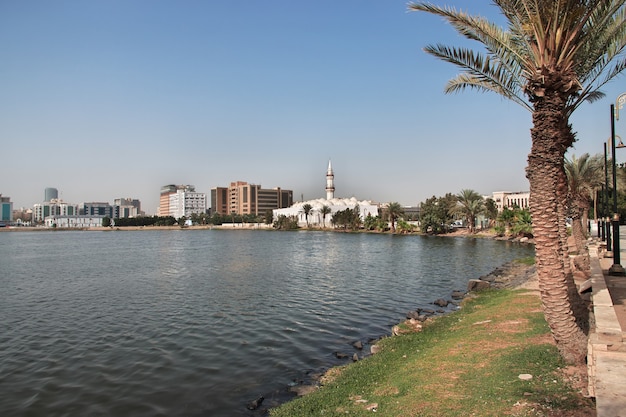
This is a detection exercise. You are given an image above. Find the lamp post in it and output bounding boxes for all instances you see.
[609,97,626,276]
[602,141,612,249]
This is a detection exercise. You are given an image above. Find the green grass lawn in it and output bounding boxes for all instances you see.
[270,289,594,417]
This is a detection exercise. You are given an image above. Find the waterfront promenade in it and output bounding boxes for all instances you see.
[588,229,626,417]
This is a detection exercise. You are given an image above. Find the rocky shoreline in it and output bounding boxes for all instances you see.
[246,259,538,415]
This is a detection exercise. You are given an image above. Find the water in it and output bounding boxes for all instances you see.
[0,229,533,416]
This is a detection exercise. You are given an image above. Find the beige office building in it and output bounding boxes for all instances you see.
[211,181,293,215]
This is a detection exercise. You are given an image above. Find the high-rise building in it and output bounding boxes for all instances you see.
[82,202,114,218]
[158,185,206,218]
[44,187,58,202]
[211,181,293,216]
[0,195,13,223]
[114,198,142,218]
[158,185,188,216]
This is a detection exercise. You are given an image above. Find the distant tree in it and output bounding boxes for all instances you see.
[565,153,603,259]
[264,210,274,225]
[364,214,382,231]
[484,198,498,228]
[419,194,456,234]
[102,217,111,227]
[320,205,332,228]
[454,189,484,234]
[511,208,533,238]
[331,206,361,231]
[384,202,405,233]
[273,214,298,230]
[396,219,415,234]
[497,207,515,236]
[301,203,313,227]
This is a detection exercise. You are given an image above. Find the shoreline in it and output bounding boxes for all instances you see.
[249,259,538,415]
[0,224,536,245]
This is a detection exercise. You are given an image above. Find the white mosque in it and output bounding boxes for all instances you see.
[272,160,380,227]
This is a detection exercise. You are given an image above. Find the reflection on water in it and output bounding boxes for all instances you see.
[0,230,533,417]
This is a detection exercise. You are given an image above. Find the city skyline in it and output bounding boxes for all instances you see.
[2,1,625,212]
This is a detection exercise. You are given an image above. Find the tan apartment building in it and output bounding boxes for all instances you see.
[211,181,293,215]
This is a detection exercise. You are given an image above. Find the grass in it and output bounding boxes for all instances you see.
[270,289,594,417]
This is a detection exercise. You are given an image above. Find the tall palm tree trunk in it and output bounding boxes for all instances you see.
[557,148,589,323]
[527,92,587,365]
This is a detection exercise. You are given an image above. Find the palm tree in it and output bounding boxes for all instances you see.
[484,198,499,228]
[385,202,404,233]
[409,0,626,365]
[565,153,604,268]
[301,203,313,227]
[320,205,332,228]
[455,189,485,234]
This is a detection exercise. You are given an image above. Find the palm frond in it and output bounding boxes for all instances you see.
[423,44,532,110]
[411,0,626,115]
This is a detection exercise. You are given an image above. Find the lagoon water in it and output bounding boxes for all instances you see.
[0,229,533,416]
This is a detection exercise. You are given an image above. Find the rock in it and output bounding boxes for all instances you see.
[371,344,381,355]
[520,237,529,243]
[467,279,491,292]
[406,310,420,320]
[421,308,435,315]
[433,298,449,307]
[290,385,317,396]
[352,353,359,362]
[480,274,496,283]
[353,340,363,350]
[451,290,465,299]
[518,374,533,381]
[334,352,349,359]
[246,396,264,410]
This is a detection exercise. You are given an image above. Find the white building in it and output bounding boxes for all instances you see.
[169,189,207,219]
[273,160,379,227]
[490,191,530,212]
[44,215,104,228]
[33,199,80,222]
[274,197,379,227]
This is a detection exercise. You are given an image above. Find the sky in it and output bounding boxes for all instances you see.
[1,1,625,214]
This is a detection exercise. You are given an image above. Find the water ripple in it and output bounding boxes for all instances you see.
[0,230,533,416]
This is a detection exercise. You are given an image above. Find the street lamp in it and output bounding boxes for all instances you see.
[604,142,611,248]
[608,95,626,276]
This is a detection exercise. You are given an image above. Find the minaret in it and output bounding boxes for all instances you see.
[325,159,335,200]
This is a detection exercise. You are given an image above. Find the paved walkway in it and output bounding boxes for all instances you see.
[587,230,626,417]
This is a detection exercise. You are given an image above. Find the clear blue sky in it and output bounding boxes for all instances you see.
[1,1,624,214]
